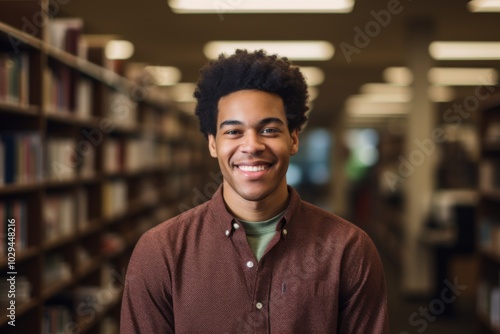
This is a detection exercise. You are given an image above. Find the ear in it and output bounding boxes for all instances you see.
[208,134,218,158]
[290,129,299,156]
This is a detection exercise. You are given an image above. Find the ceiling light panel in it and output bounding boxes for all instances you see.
[105,40,134,60]
[383,67,413,85]
[429,41,500,60]
[468,0,500,12]
[428,67,498,86]
[204,41,334,60]
[169,0,355,13]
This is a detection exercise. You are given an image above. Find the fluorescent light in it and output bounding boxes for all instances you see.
[428,67,498,86]
[204,41,334,61]
[300,67,325,86]
[468,0,500,12]
[350,93,411,103]
[383,67,413,85]
[346,96,409,116]
[105,40,134,60]
[145,66,181,86]
[428,86,456,103]
[360,83,412,96]
[169,0,354,13]
[429,41,500,60]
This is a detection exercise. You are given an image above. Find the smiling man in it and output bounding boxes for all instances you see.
[121,50,389,333]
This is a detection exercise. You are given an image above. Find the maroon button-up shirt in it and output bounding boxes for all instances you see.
[121,186,389,333]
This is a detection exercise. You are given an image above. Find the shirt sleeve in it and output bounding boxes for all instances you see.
[120,229,174,333]
[338,230,390,333]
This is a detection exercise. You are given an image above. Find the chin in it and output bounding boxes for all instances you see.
[237,187,271,202]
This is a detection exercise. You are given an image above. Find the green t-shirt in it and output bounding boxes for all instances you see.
[238,211,285,261]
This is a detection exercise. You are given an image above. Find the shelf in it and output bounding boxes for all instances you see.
[0,21,44,50]
[45,112,100,128]
[75,257,102,279]
[43,233,78,251]
[0,182,41,195]
[0,298,39,326]
[483,142,500,153]
[76,291,122,333]
[479,248,500,265]
[41,277,73,301]
[481,190,500,202]
[44,175,102,189]
[104,164,172,179]
[0,175,102,195]
[0,246,39,267]
[0,102,39,116]
[78,220,104,238]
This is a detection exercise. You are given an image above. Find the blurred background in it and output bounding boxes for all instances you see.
[1,0,500,333]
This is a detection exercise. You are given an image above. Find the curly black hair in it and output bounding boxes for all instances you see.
[194,49,309,138]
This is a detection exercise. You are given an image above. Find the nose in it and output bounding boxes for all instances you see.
[240,131,265,154]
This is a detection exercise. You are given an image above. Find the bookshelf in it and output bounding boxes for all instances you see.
[477,95,500,334]
[0,2,209,333]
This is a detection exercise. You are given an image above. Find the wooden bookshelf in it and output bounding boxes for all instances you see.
[477,95,500,333]
[0,2,209,333]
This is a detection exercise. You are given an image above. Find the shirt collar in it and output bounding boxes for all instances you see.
[208,184,302,236]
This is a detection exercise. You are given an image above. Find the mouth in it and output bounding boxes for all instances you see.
[236,165,270,172]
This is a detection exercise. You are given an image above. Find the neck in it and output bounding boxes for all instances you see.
[222,183,289,222]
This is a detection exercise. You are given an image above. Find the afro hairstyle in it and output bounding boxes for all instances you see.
[194,49,309,138]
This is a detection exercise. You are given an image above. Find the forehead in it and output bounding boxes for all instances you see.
[217,90,286,124]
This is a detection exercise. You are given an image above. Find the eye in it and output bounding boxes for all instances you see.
[262,128,280,135]
[224,129,241,136]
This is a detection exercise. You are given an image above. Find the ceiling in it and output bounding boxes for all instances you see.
[57,0,500,129]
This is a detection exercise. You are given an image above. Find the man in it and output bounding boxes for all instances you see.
[121,49,389,333]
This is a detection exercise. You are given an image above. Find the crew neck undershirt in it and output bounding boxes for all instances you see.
[237,211,285,261]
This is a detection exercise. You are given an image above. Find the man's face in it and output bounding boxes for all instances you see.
[208,89,299,204]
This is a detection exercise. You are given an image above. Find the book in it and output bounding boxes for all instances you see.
[0,52,29,106]
[43,305,72,334]
[47,18,84,55]
[0,132,43,184]
[102,179,127,218]
[0,199,28,253]
[43,192,77,242]
[46,137,77,181]
[75,76,93,119]
[107,91,137,128]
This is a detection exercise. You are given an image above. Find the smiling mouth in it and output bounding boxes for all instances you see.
[237,165,270,172]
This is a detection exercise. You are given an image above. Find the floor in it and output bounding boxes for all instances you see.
[382,254,476,334]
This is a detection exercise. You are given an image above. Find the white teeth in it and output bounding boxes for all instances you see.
[238,165,267,172]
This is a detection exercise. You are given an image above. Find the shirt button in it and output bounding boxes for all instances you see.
[233,223,240,229]
[246,261,254,268]
[283,229,288,236]
[256,302,263,310]
[225,230,230,237]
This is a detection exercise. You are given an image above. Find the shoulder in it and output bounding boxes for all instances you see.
[300,201,369,237]
[135,200,212,253]
[293,200,378,259]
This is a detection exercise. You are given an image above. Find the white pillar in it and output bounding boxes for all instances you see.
[402,18,436,296]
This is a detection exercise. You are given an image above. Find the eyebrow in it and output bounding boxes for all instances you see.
[219,117,285,129]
